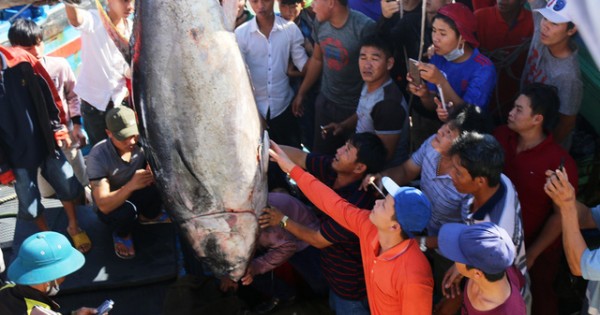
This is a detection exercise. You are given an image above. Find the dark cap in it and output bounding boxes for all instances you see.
[438,222,515,274]
[105,106,139,141]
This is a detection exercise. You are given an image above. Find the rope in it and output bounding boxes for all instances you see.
[0,193,17,205]
[481,39,532,117]
[7,4,32,23]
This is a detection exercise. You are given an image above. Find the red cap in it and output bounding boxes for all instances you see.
[438,3,479,48]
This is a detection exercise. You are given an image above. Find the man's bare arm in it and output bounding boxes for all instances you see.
[64,4,84,27]
[279,145,308,170]
[91,169,154,214]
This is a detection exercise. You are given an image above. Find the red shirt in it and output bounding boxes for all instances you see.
[494,126,578,246]
[475,7,533,52]
[472,0,496,11]
[462,266,526,314]
[290,166,433,315]
[475,7,533,117]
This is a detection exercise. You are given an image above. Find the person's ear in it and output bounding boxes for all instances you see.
[567,25,577,37]
[354,162,367,174]
[459,38,466,50]
[390,220,400,232]
[532,113,543,126]
[387,56,394,71]
[475,176,487,188]
[471,268,484,280]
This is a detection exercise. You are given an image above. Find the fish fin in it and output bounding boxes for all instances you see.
[260,131,270,175]
[221,0,238,32]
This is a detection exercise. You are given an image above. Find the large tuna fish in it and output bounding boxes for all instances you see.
[131,0,268,280]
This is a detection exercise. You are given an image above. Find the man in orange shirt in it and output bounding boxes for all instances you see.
[269,140,434,314]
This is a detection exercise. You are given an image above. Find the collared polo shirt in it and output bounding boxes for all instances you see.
[494,125,578,246]
[290,166,433,314]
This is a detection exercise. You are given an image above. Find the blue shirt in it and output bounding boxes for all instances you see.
[428,48,496,110]
[411,135,470,236]
[583,205,600,281]
[581,205,600,314]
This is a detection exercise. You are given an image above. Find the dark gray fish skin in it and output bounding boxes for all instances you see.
[131,0,268,280]
[0,0,81,10]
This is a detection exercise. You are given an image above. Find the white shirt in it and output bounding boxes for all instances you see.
[74,10,131,110]
[235,16,308,119]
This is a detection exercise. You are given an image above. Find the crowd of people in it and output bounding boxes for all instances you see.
[0,0,598,314]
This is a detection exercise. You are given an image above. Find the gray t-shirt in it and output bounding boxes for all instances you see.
[522,0,582,148]
[356,79,409,166]
[313,10,375,107]
[86,139,146,190]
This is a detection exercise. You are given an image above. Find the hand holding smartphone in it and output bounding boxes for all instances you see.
[436,84,447,111]
[97,300,114,315]
[408,58,422,86]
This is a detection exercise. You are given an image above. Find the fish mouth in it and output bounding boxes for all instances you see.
[180,211,259,280]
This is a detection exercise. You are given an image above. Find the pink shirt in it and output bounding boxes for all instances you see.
[41,56,81,120]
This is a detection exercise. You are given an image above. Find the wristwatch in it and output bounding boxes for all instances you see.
[280,215,289,228]
[419,237,427,252]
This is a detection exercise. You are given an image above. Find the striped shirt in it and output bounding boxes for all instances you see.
[306,153,376,300]
[411,135,471,236]
[466,174,530,298]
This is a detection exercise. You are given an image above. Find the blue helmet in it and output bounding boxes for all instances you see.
[8,231,85,285]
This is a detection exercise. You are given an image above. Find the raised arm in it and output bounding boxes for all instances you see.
[269,140,367,234]
[64,3,85,27]
[279,145,308,169]
[544,169,587,276]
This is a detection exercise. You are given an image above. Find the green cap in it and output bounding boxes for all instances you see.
[105,106,139,141]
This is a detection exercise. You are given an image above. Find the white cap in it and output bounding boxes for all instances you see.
[534,0,573,24]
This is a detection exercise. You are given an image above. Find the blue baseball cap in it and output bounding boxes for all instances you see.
[438,222,515,274]
[8,231,85,285]
[382,177,431,238]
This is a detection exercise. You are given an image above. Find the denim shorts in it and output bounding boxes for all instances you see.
[13,150,83,220]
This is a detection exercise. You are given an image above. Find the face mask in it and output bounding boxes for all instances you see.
[46,280,60,296]
[443,38,465,62]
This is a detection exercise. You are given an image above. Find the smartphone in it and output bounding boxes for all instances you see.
[97,300,114,315]
[436,84,447,111]
[559,157,565,172]
[408,58,422,86]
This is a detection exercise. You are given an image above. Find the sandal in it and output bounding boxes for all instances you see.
[112,233,135,259]
[139,210,172,225]
[68,229,92,254]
